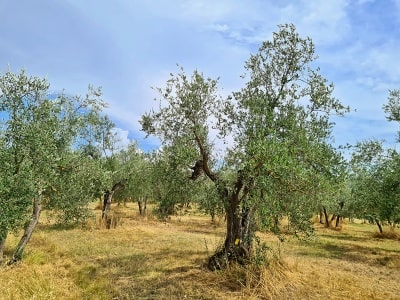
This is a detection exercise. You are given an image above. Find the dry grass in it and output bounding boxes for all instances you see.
[0,204,399,299]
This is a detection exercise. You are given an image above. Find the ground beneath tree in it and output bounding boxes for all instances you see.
[0,204,399,299]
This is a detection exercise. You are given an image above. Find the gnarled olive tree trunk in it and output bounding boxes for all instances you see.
[189,138,257,270]
[207,178,256,270]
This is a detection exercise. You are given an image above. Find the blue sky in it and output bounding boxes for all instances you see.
[1,0,400,152]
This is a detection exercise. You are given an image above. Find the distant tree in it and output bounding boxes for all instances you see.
[195,179,224,223]
[113,142,153,215]
[141,24,348,269]
[383,89,400,126]
[81,114,129,228]
[0,70,107,264]
[347,89,400,233]
[149,143,199,219]
[314,155,349,228]
[350,141,400,233]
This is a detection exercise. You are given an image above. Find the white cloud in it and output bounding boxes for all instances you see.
[110,127,135,152]
[1,0,399,152]
[281,0,350,45]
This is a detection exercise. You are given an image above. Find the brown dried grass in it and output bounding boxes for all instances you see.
[0,204,399,299]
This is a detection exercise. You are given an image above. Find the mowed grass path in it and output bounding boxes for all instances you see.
[1,203,399,299]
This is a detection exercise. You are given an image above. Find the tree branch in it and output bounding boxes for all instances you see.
[193,131,217,182]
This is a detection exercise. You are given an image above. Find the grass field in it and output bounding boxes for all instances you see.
[1,203,399,299]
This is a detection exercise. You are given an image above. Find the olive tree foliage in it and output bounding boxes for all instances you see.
[348,89,400,233]
[350,141,400,232]
[141,24,348,269]
[316,171,350,228]
[80,114,129,226]
[112,142,153,215]
[195,179,225,222]
[148,143,202,218]
[0,69,108,263]
[383,89,400,126]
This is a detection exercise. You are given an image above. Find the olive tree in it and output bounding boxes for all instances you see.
[141,24,348,269]
[148,143,201,218]
[350,141,400,232]
[347,89,400,232]
[111,142,153,215]
[0,70,108,263]
[78,113,128,228]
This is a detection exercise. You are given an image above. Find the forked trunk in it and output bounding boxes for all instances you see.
[8,195,42,265]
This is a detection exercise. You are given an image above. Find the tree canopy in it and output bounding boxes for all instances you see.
[0,69,110,263]
[142,24,349,268]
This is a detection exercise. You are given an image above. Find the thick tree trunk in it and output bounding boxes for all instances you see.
[192,135,255,270]
[8,195,42,265]
[208,193,255,270]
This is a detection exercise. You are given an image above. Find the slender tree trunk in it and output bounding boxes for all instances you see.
[273,215,280,231]
[138,197,143,215]
[102,190,113,229]
[319,210,324,224]
[8,195,42,265]
[390,222,396,230]
[334,201,344,228]
[376,220,383,234]
[335,215,341,227]
[323,207,330,228]
[0,230,8,264]
[138,197,147,216]
[210,210,215,223]
[102,182,125,229]
[330,214,336,223]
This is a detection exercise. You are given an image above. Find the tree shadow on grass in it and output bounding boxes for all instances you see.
[296,239,400,268]
[71,250,218,300]
[320,233,371,243]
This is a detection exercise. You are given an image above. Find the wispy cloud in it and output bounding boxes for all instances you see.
[1,0,399,152]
